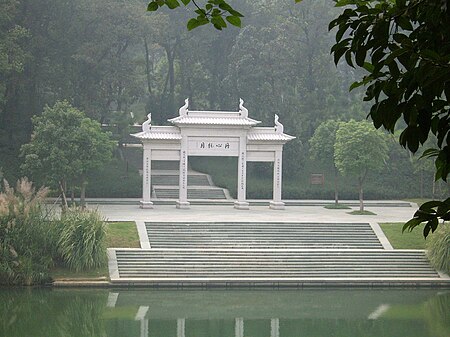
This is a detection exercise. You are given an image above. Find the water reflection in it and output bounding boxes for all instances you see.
[0,288,448,337]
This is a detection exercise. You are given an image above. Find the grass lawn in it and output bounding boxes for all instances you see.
[380,222,427,249]
[51,221,139,280]
[348,210,376,215]
[403,198,429,207]
[324,204,351,209]
[106,221,141,248]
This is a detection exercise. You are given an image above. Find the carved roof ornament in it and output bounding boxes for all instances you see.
[179,98,189,116]
[142,113,152,132]
[239,98,248,118]
[274,114,284,134]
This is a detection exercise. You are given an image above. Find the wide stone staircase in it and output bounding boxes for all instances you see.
[108,222,449,286]
[150,161,230,200]
[145,222,383,249]
[113,249,437,280]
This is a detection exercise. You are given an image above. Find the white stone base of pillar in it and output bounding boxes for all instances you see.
[176,201,190,209]
[140,201,154,209]
[234,201,250,210]
[269,201,285,210]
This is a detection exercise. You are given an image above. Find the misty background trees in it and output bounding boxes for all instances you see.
[0,0,446,200]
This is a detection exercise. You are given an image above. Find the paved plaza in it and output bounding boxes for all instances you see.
[92,200,418,224]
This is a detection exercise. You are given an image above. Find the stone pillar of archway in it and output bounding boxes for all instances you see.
[140,144,153,209]
[177,318,185,337]
[270,149,285,210]
[177,136,190,209]
[234,135,249,209]
[271,318,280,337]
[235,318,244,337]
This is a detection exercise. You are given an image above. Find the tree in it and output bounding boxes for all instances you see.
[21,101,115,208]
[329,0,450,235]
[334,120,389,211]
[309,119,342,205]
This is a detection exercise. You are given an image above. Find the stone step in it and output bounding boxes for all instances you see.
[111,249,440,280]
[154,188,227,199]
[144,222,384,249]
[152,174,211,186]
[151,161,180,170]
[145,222,375,229]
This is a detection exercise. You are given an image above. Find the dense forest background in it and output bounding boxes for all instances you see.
[0,0,446,199]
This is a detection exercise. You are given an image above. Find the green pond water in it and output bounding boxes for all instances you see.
[0,288,449,337]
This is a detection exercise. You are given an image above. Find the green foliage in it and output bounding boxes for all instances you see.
[0,0,29,106]
[335,120,389,177]
[335,119,389,211]
[85,156,142,198]
[0,178,55,285]
[21,100,115,205]
[426,223,450,275]
[330,0,450,233]
[309,119,340,166]
[57,208,108,272]
[147,0,244,31]
[403,198,450,237]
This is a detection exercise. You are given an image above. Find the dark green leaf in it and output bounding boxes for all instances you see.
[355,47,367,67]
[420,148,440,159]
[345,50,354,67]
[211,16,227,28]
[187,18,201,31]
[362,62,374,73]
[165,0,180,9]
[403,218,420,232]
[395,15,413,31]
[228,9,244,18]
[423,223,431,237]
[180,0,190,5]
[420,200,443,211]
[147,2,158,11]
[226,16,241,28]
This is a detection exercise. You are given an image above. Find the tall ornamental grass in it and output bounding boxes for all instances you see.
[57,208,107,271]
[426,223,450,275]
[0,179,55,285]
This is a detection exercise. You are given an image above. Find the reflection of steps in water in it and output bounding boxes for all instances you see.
[103,289,449,337]
[109,289,442,320]
[145,222,384,249]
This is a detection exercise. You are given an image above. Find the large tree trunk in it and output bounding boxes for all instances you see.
[59,180,68,211]
[80,179,87,209]
[334,167,339,205]
[359,178,364,212]
[358,169,368,212]
[143,37,153,97]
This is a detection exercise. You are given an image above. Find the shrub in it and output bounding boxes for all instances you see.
[426,223,450,275]
[57,208,107,271]
[0,178,55,285]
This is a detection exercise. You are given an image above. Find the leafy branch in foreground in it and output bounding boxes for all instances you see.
[403,198,450,237]
[330,0,450,236]
[147,0,244,30]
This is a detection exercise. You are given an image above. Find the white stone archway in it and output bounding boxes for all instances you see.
[132,99,295,210]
